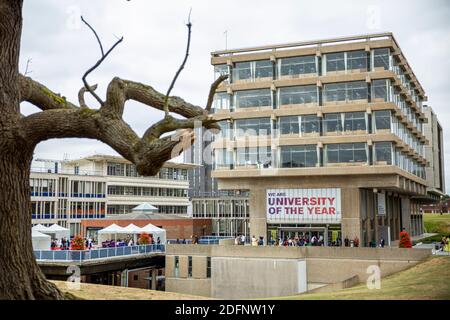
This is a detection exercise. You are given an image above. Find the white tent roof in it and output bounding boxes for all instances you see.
[47,224,69,232]
[140,223,164,233]
[32,229,51,239]
[122,224,142,233]
[32,224,49,232]
[132,202,158,212]
[97,224,126,234]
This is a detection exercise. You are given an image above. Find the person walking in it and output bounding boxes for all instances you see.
[251,235,257,246]
[240,234,245,245]
[380,237,385,248]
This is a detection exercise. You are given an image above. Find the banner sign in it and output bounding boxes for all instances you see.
[377,192,386,216]
[266,188,341,223]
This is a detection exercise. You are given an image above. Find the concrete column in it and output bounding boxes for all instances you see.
[151,269,157,290]
[401,197,411,233]
[341,187,361,243]
[249,188,267,241]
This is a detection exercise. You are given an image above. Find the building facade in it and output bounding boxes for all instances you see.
[208,33,440,246]
[31,155,193,236]
[422,105,445,197]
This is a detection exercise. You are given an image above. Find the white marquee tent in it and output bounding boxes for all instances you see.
[140,223,166,244]
[97,224,126,244]
[45,224,70,239]
[32,229,51,250]
[96,223,166,245]
[32,224,49,233]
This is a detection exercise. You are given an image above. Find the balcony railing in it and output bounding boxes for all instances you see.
[34,244,165,262]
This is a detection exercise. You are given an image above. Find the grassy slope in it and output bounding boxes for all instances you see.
[277,256,450,300]
[53,281,209,300]
[422,213,450,243]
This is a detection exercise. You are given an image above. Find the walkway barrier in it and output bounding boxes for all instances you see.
[34,244,165,262]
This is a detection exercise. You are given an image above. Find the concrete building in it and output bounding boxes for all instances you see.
[208,33,439,246]
[31,155,194,236]
[184,127,251,237]
[165,244,430,298]
[422,105,445,197]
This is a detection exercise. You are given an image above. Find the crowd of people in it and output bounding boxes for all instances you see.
[50,237,72,250]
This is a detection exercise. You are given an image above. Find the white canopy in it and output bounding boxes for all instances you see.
[140,223,166,244]
[132,202,158,214]
[122,224,142,233]
[32,230,51,250]
[97,223,126,234]
[45,224,70,239]
[32,224,49,232]
[97,224,127,244]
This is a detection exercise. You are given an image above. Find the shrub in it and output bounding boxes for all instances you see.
[70,235,85,250]
[139,232,151,245]
[399,230,412,248]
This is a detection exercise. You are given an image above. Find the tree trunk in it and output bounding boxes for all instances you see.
[0,0,64,299]
[0,147,65,299]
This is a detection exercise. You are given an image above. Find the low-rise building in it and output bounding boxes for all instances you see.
[31,155,194,236]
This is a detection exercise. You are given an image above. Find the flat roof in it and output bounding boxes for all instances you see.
[211,32,425,97]
[62,154,198,169]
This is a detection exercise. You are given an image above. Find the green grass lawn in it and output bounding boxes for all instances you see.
[277,256,450,300]
[422,213,450,243]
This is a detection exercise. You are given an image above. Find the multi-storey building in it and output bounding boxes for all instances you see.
[31,155,193,236]
[208,33,439,246]
[422,106,445,197]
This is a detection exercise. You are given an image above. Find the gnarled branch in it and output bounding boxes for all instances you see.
[163,9,192,115]
[81,16,123,107]
[206,74,228,111]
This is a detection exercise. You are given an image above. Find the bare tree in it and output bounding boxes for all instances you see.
[0,0,226,299]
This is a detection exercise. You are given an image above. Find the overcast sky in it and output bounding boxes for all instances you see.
[20,0,450,190]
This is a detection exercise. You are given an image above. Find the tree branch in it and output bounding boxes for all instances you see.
[205,74,228,111]
[19,74,78,110]
[81,16,123,107]
[163,9,192,116]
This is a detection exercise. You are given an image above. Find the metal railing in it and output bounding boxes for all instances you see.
[34,244,165,262]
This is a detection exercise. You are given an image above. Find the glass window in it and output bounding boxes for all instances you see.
[373,48,390,70]
[279,56,316,76]
[236,147,271,167]
[324,83,346,102]
[207,257,211,278]
[235,89,271,108]
[374,142,392,165]
[215,149,233,167]
[324,113,343,133]
[347,81,367,101]
[372,79,388,101]
[279,116,299,135]
[326,143,367,163]
[174,256,179,277]
[344,112,366,132]
[235,118,271,136]
[374,110,391,131]
[188,256,192,278]
[279,85,317,105]
[255,60,273,79]
[213,92,229,111]
[214,64,229,81]
[347,50,367,70]
[234,62,252,81]
[280,145,317,168]
[213,121,230,139]
[301,115,320,134]
[326,52,345,72]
